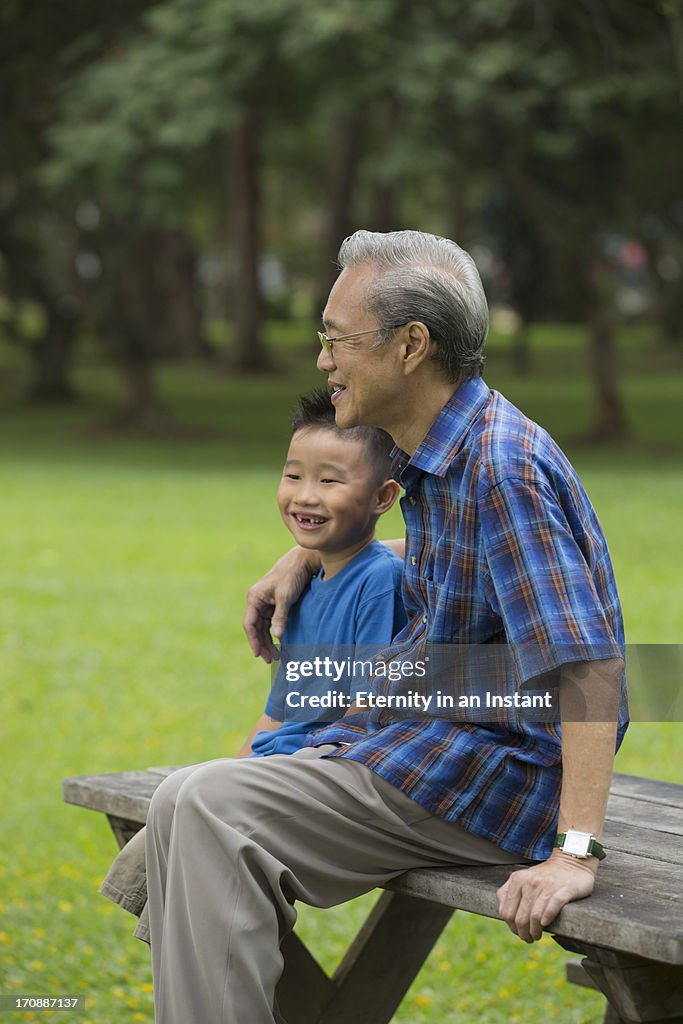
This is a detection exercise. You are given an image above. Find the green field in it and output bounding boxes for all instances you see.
[1,325,682,1022]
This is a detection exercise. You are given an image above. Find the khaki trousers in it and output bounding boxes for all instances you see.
[146,746,521,1024]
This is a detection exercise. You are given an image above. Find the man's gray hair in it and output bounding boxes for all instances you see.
[337,229,488,381]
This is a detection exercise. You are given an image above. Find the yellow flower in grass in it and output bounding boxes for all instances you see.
[413,994,432,1007]
[497,988,511,1000]
[59,864,82,880]
[139,982,153,993]
[58,900,73,914]
[0,932,10,945]
[33,927,46,940]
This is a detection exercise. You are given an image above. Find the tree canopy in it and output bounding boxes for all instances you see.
[1,0,681,432]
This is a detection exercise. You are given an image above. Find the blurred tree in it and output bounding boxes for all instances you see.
[45,0,323,384]
[0,0,153,402]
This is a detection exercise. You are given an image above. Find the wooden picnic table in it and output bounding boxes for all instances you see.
[63,768,683,1023]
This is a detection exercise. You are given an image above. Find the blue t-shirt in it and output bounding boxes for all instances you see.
[250,541,406,757]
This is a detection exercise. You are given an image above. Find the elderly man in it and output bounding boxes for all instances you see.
[146,230,627,1024]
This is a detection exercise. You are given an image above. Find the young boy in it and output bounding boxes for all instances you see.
[238,388,405,757]
[99,389,405,938]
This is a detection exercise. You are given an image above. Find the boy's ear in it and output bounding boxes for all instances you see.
[374,478,401,515]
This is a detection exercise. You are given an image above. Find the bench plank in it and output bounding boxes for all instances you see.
[610,774,683,809]
[603,851,683,899]
[63,771,161,823]
[602,820,683,865]
[606,794,683,836]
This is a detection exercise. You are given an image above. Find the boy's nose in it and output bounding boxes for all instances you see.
[297,483,320,505]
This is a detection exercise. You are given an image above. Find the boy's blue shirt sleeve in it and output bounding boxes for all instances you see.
[353,557,407,645]
[264,663,289,721]
[345,550,407,701]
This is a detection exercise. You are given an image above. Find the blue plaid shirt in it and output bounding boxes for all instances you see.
[308,377,627,860]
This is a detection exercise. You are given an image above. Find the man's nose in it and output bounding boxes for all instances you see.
[317,345,335,373]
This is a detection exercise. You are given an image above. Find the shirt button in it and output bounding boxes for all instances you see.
[410,556,417,566]
[422,614,428,624]
[408,496,417,505]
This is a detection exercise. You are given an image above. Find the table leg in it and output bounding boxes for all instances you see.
[276,890,454,1024]
[106,814,144,850]
[554,937,683,1023]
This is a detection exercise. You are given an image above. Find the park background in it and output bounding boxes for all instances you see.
[1,2,682,1021]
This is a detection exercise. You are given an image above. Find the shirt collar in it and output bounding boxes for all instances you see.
[391,376,490,480]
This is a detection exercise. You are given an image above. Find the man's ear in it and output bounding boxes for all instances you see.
[374,478,401,515]
[400,321,433,377]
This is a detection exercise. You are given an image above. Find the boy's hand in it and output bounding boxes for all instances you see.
[243,547,320,662]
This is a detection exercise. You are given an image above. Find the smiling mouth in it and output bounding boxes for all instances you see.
[330,384,346,402]
[292,513,328,529]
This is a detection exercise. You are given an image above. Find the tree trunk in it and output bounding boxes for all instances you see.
[0,216,82,404]
[159,228,213,361]
[28,306,80,403]
[510,320,532,376]
[578,248,628,443]
[373,181,399,234]
[371,93,401,233]
[102,230,166,429]
[231,110,269,373]
[117,356,158,427]
[587,297,629,443]
[315,112,363,316]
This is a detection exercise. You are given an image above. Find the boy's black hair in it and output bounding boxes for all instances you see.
[291,388,394,484]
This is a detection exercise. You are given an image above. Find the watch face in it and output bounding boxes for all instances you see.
[563,831,592,857]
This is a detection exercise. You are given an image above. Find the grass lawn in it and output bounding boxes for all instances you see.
[0,323,681,1022]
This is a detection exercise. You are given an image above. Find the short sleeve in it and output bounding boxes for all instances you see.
[355,582,407,645]
[480,475,621,682]
[349,563,406,699]
[264,665,288,720]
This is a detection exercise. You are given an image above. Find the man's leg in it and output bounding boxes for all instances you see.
[145,748,519,1024]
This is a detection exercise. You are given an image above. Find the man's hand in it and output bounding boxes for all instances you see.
[243,547,320,662]
[496,851,597,943]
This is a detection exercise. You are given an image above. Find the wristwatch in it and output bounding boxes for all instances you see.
[554,830,606,861]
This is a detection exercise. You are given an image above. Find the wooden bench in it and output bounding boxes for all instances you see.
[63,768,683,1023]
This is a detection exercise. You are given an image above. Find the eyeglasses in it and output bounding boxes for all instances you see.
[317,327,385,356]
